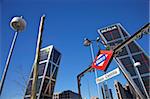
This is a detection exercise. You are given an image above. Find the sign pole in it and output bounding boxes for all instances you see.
[90,43,101,98]
[31,15,45,99]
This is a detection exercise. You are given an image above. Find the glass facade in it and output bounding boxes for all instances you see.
[98,23,150,98]
[101,83,113,99]
[24,45,61,99]
[40,48,50,61]
[25,78,42,95]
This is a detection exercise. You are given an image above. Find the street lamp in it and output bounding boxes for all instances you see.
[133,60,150,99]
[83,38,101,98]
[0,16,26,95]
[10,16,26,32]
[83,38,91,46]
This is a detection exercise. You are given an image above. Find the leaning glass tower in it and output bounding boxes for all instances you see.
[24,45,61,99]
[98,23,149,99]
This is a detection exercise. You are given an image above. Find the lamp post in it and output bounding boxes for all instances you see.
[83,38,101,98]
[133,60,150,99]
[0,16,26,95]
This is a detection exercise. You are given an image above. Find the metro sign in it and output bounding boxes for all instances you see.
[92,50,113,71]
[96,68,120,84]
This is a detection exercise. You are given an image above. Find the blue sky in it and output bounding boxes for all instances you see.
[0,0,149,99]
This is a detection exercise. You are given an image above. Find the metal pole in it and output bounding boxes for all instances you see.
[77,66,93,99]
[90,43,101,98]
[31,15,45,99]
[0,31,18,95]
[77,75,82,98]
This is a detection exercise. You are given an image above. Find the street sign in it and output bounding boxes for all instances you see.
[96,68,120,84]
[92,50,113,71]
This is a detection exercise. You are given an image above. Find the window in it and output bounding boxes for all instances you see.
[31,62,47,78]
[53,67,58,79]
[38,62,46,76]
[120,57,132,66]
[125,65,136,76]
[25,80,32,95]
[132,54,149,74]
[46,63,51,77]
[50,81,55,96]
[25,78,42,95]
[40,49,49,61]
[120,57,136,76]
[41,78,49,93]
[137,62,149,74]
[103,32,113,41]
[52,64,55,72]
[50,48,60,64]
[57,58,61,65]
[142,76,150,93]
[36,78,42,93]
[133,78,145,95]
[53,49,60,64]
[119,26,128,37]
[128,41,141,53]
[40,95,51,99]
[117,47,128,57]
[24,97,30,99]
[111,29,121,39]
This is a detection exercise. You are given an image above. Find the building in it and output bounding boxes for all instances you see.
[24,45,61,99]
[53,92,61,99]
[101,83,113,99]
[60,90,80,99]
[98,23,149,98]
[91,96,99,99]
[53,90,81,99]
[114,81,139,99]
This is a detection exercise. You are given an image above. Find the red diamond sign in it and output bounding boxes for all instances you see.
[92,50,113,71]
